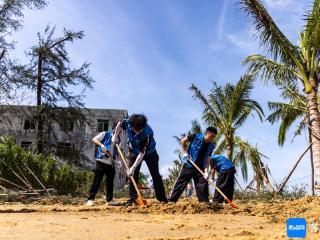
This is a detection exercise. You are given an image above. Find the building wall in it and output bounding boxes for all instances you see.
[0,105,128,190]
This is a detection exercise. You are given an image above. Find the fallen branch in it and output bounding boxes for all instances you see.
[278,144,311,193]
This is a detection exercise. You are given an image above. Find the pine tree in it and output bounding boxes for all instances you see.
[12,25,94,160]
[0,0,47,101]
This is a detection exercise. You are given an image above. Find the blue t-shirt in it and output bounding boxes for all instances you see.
[210,155,234,173]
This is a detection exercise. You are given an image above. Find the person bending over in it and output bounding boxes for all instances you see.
[86,127,121,206]
[168,127,217,203]
[113,114,167,207]
[209,155,235,203]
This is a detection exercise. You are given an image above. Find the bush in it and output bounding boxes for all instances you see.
[0,138,93,195]
[234,183,309,203]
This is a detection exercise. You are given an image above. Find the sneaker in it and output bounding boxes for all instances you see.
[107,200,122,206]
[86,200,94,206]
[125,198,136,208]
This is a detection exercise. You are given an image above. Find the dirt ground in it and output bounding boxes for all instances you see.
[0,197,320,240]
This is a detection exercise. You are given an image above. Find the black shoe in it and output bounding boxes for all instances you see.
[125,198,136,208]
[160,199,168,204]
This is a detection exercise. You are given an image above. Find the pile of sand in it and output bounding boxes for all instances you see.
[2,196,320,224]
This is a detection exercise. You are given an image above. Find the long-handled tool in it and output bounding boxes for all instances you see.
[186,157,239,209]
[116,144,147,206]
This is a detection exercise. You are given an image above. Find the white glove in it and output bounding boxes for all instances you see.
[182,152,189,158]
[115,160,122,169]
[101,145,107,153]
[127,166,136,176]
[203,171,209,180]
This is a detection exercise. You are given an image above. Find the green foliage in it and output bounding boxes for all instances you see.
[0,0,47,101]
[11,25,94,156]
[240,0,320,93]
[0,138,93,195]
[267,82,308,146]
[234,183,308,203]
[190,76,266,182]
[164,159,183,195]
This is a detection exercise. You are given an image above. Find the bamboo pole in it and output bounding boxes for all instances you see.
[25,165,50,195]
[11,170,39,195]
[17,166,32,188]
[0,177,27,190]
[235,177,244,193]
[244,179,254,192]
[278,144,311,193]
[266,165,279,190]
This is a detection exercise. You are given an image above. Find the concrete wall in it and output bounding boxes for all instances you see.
[0,105,128,189]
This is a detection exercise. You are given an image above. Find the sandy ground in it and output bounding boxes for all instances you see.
[0,197,320,240]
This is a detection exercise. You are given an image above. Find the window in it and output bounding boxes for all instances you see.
[56,142,72,155]
[97,119,109,132]
[24,119,36,130]
[21,141,32,150]
[60,121,74,132]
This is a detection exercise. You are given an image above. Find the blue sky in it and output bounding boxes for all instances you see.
[11,0,315,190]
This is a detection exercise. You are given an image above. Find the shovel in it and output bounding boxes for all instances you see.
[116,144,147,206]
[186,156,239,209]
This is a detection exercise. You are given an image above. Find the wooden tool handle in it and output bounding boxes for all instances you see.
[187,157,238,209]
[116,144,142,197]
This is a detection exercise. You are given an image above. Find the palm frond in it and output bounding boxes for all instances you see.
[244,54,298,85]
[239,0,298,65]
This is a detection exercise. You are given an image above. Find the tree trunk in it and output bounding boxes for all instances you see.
[309,116,315,196]
[227,132,234,162]
[306,87,320,193]
[36,54,43,154]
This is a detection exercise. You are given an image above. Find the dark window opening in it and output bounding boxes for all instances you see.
[56,142,72,155]
[97,119,109,132]
[60,121,74,132]
[24,119,36,130]
[21,141,32,150]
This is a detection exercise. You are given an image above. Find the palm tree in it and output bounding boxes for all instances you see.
[267,82,307,146]
[267,81,316,194]
[190,75,269,188]
[165,159,183,195]
[240,0,320,190]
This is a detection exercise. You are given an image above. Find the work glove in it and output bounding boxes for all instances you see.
[127,166,136,177]
[181,152,189,163]
[203,171,210,181]
[182,152,189,158]
[101,145,107,154]
[115,160,122,170]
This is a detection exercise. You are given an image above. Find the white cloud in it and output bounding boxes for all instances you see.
[226,32,259,54]
[264,0,294,9]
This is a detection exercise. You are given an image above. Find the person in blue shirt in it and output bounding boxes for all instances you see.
[209,155,236,203]
[168,127,217,203]
[86,126,121,206]
[113,114,167,207]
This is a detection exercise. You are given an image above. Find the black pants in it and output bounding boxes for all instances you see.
[168,165,209,202]
[214,168,235,203]
[88,161,115,202]
[128,151,167,202]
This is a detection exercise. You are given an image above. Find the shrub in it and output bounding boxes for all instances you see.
[0,138,93,195]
